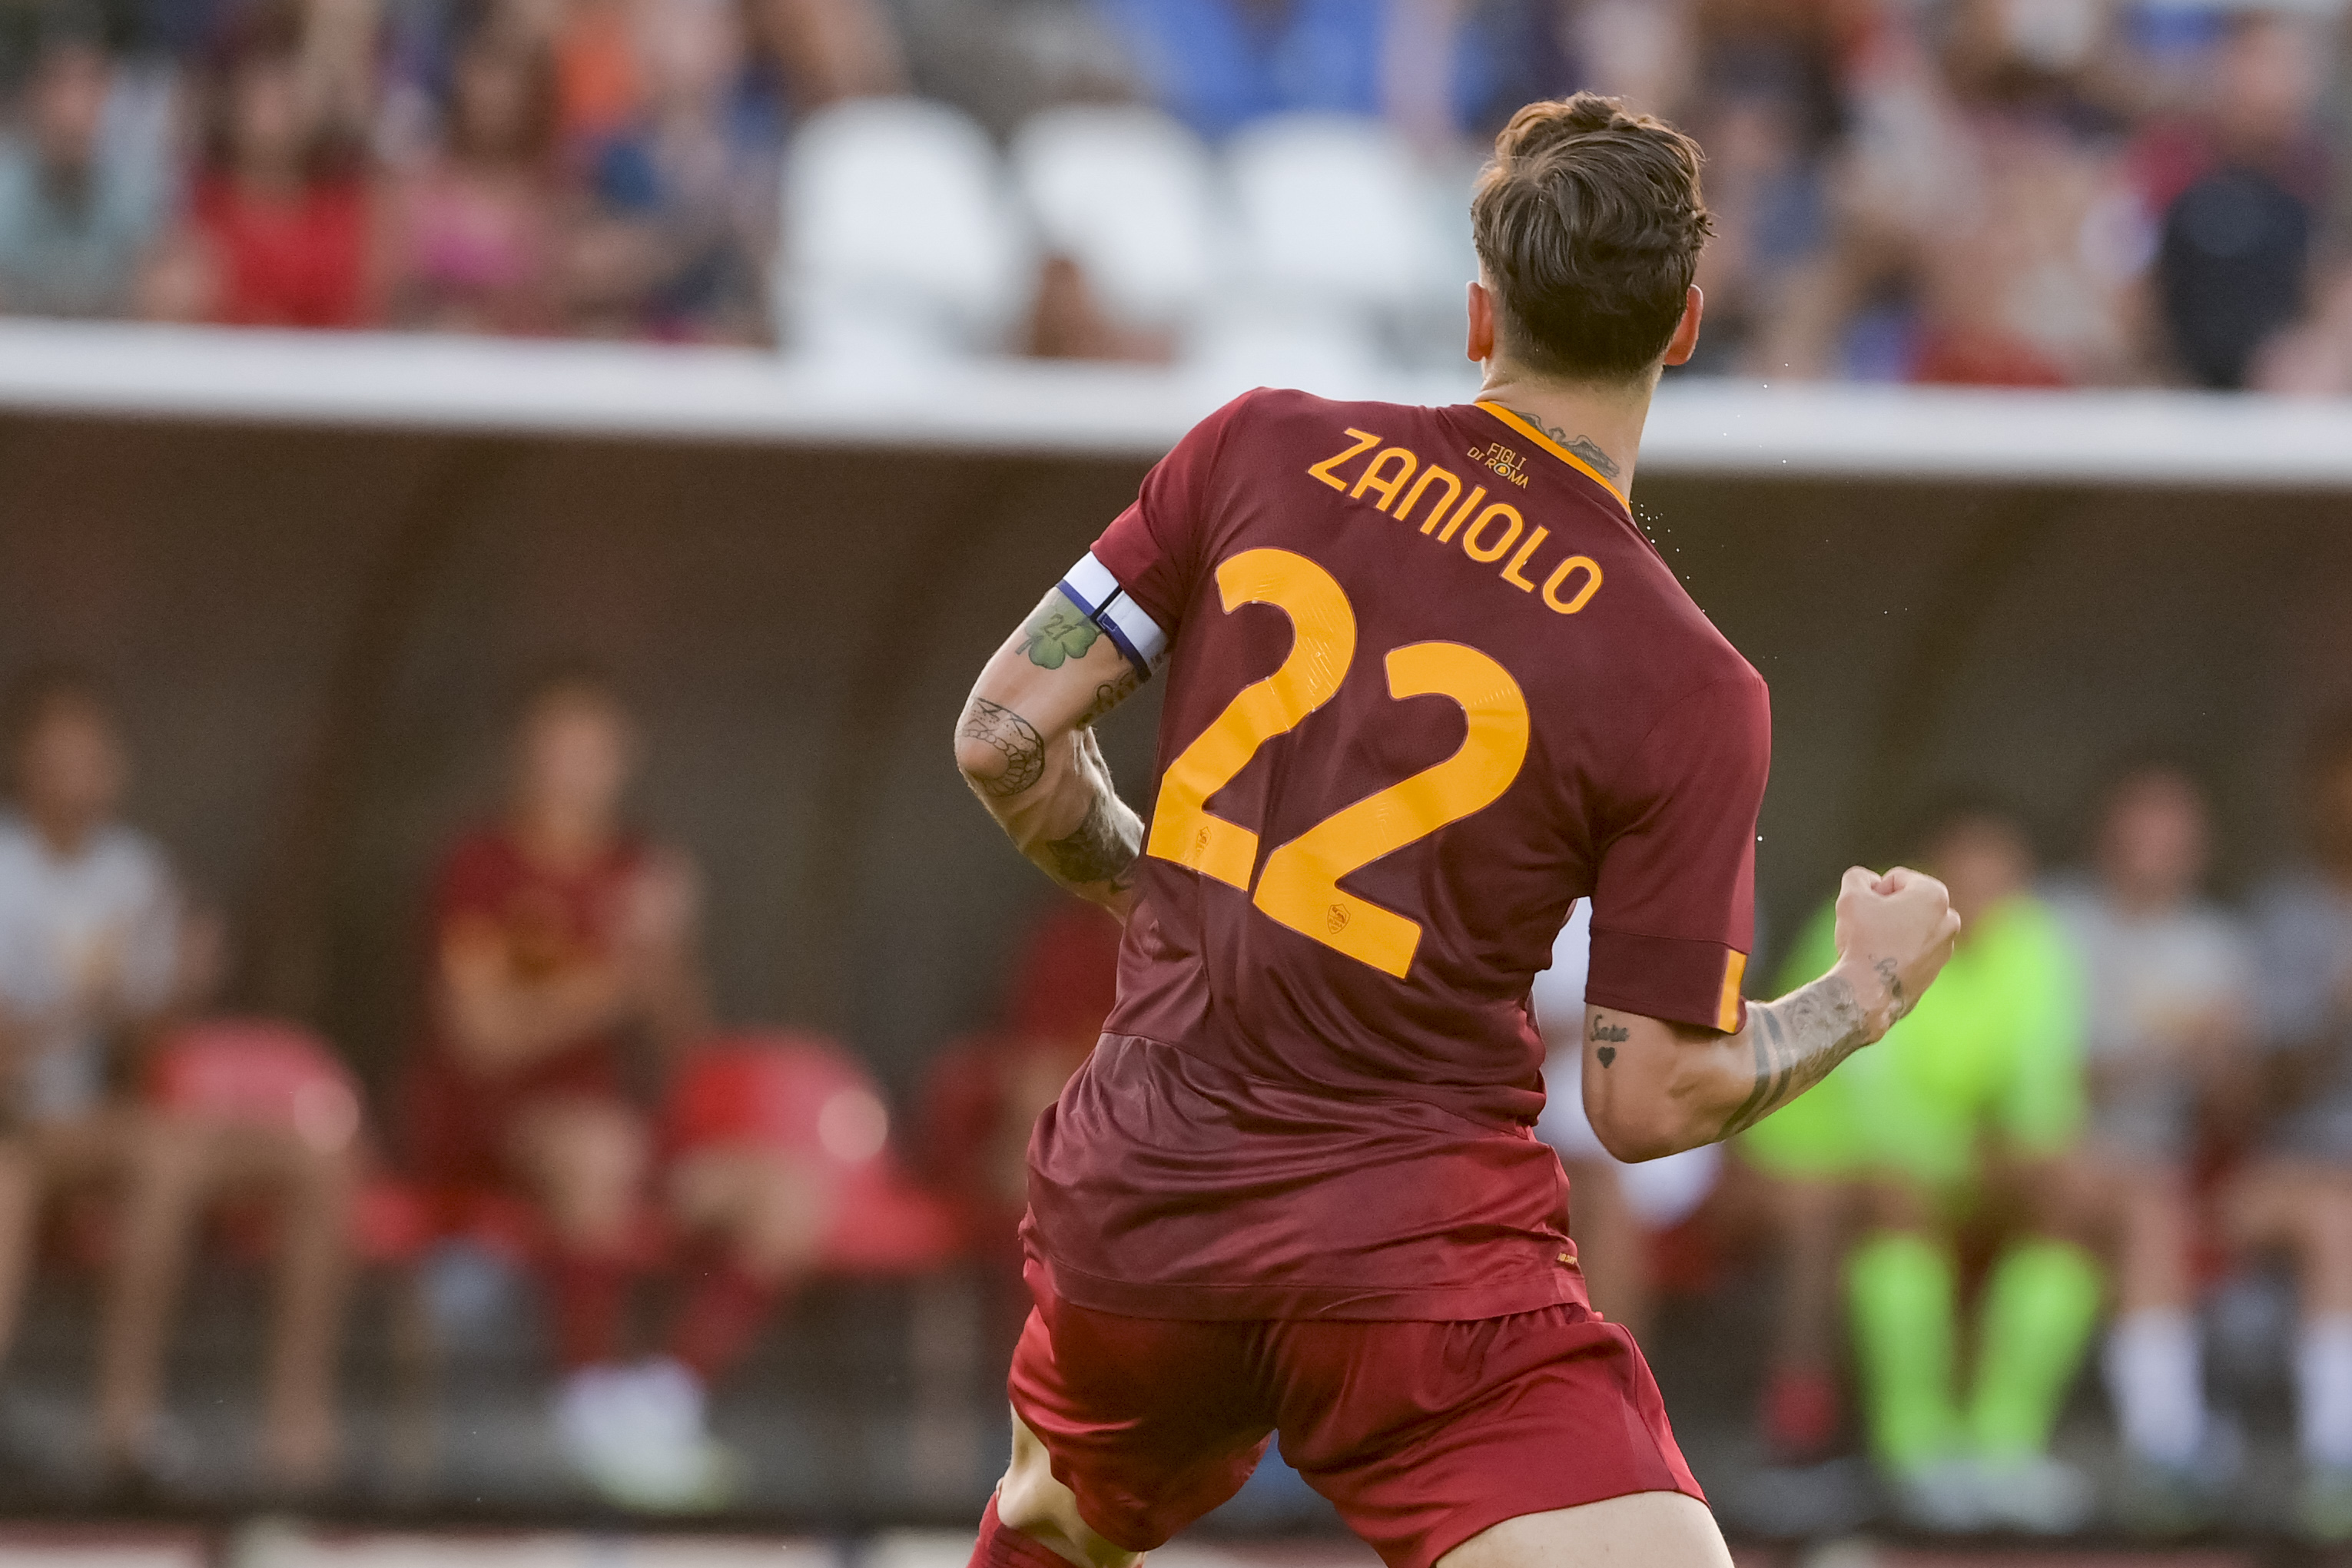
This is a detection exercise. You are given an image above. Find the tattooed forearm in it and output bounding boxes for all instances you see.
[1717,976,1869,1139]
[1502,407,1621,479]
[957,699,1044,797]
[1076,665,1141,728]
[1019,593,1103,670]
[1043,791,1140,889]
[1876,956,1912,1021]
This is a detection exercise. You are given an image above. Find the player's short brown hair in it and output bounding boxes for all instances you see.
[1470,92,1713,383]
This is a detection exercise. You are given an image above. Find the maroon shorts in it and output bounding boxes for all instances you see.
[400,1044,629,1188]
[1009,1258,1704,1568]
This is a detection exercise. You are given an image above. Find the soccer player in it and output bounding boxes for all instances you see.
[950,94,1961,1568]
[402,670,826,1509]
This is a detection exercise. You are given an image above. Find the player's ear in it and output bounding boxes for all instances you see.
[1660,285,1703,367]
[1465,279,1497,366]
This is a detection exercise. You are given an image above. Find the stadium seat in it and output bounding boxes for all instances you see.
[144,1017,363,1158]
[1225,114,1439,313]
[777,98,1031,360]
[663,1032,961,1276]
[133,1018,393,1266]
[1010,105,1221,335]
[1190,112,1458,384]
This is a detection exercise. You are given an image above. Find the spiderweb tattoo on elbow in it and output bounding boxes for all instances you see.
[960,699,1045,797]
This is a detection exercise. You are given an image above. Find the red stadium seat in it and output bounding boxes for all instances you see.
[142,1017,432,1268]
[663,1032,962,1276]
[144,1017,363,1152]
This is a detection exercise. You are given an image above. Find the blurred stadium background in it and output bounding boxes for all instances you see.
[8,0,2352,1563]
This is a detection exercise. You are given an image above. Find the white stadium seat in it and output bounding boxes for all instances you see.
[1010,104,1222,335]
[1192,112,1468,387]
[1223,113,1445,319]
[777,98,1031,360]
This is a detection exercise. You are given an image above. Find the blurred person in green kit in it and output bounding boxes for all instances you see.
[1743,798,2094,1533]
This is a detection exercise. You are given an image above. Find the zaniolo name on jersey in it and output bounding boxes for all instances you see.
[1022,387,1773,1325]
[1302,414,1605,617]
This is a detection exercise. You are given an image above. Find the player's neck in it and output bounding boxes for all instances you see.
[1474,366,1654,497]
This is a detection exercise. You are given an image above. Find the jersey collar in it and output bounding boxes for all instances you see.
[1474,400,1630,513]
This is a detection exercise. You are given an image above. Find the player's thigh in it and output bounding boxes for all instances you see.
[507,1096,649,1212]
[1277,1308,1704,1568]
[193,1118,360,1220]
[997,1410,1145,1568]
[1006,1296,1272,1554]
[23,1107,156,1187]
[1438,1491,1730,1568]
[2226,1157,2352,1252]
[666,1142,832,1275]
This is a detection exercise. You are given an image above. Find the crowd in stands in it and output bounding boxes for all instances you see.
[0,0,2346,389]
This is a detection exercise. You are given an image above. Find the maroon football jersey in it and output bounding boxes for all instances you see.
[1023,389,1771,1322]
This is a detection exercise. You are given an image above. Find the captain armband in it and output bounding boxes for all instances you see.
[1060,553,1169,678]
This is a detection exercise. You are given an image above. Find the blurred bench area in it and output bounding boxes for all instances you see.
[0,0,2350,390]
[6,355,2352,1548]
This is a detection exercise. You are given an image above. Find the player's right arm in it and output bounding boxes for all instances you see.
[1581,867,1960,1162]
[953,581,1154,922]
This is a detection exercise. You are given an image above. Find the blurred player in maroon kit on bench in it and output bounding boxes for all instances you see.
[403,671,827,1510]
[952,92,1964,1568]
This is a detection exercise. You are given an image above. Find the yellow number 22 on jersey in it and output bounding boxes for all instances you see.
[1143,547,1531,979]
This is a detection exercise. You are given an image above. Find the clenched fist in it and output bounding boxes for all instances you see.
[1833,864,1962,1042]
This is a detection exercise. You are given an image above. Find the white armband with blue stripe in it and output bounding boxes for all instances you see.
[1060,552,1169,677]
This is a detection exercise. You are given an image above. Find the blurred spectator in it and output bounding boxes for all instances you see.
[0,25,170,319]
[2255,258,2352,395]
[0,670,351,1490]
[1745,801,2095,1534]
[147,7,376,327]
[400,669,825,1510]
[2044,761,2251,1532]
[1680,45,1830,374]
[570,0,782,340]
[2147,12,2331,388]
[749,0,904,106]
[380,15,568,333]
[1382,0,1577,150]
[1531,900,1721,1341]
[894,0,1133,138]
[549,0,651,149]
[1801,0,2148,387]
[1088,0,1395,141]
[2231,718,2352,1543]
[0,0,2343,383]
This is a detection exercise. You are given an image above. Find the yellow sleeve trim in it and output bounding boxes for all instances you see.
[1716,950,1748,1033]
[1475,401,1630,512]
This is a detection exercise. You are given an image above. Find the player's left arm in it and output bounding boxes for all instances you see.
[1583,867,1959,1162]
[954,581,1154,921]
[1577,669,1962,1162]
